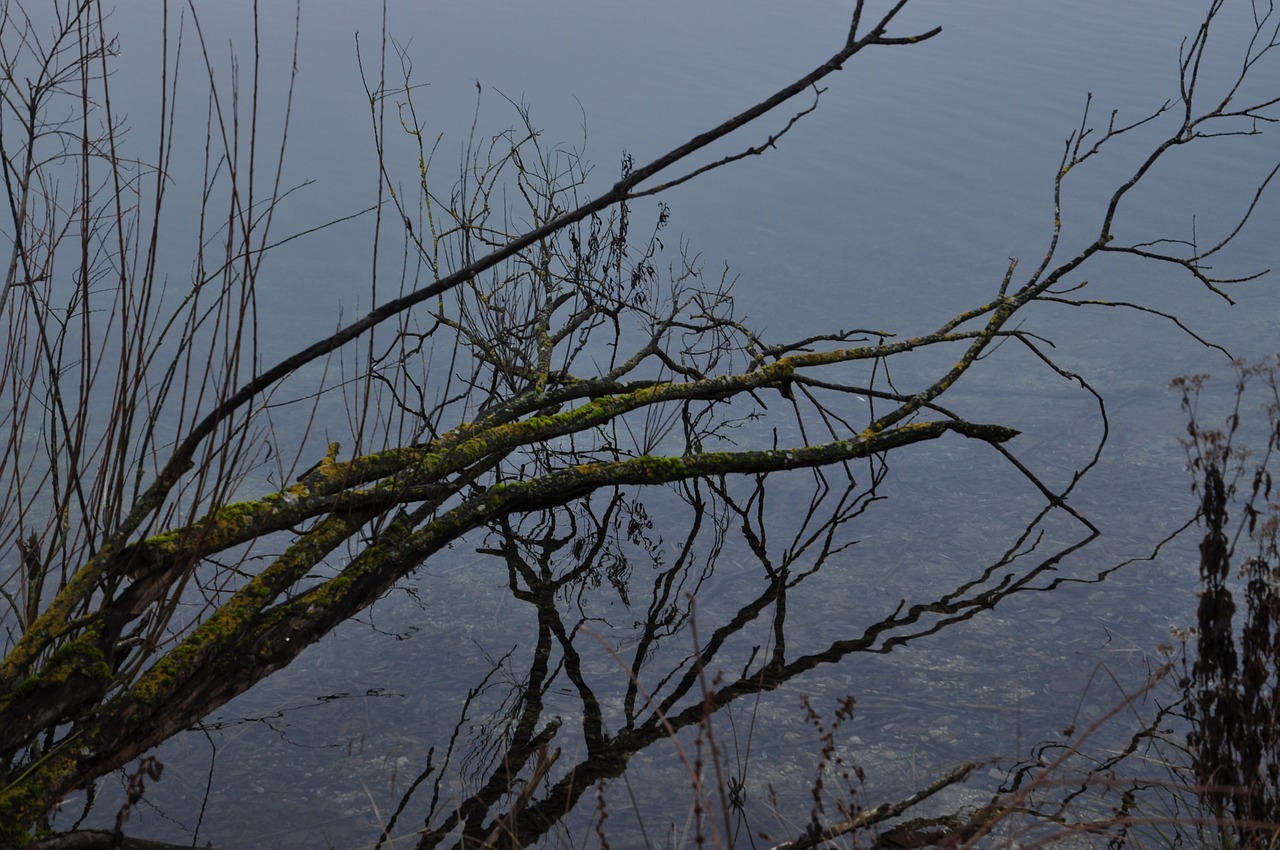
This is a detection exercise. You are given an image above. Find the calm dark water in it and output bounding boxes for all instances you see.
[55,0,1280,846]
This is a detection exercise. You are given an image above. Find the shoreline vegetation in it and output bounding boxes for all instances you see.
[2,0,1279,847]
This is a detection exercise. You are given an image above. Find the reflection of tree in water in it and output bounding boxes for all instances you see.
[355,460,1127,850]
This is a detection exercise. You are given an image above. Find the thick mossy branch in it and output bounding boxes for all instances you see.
[116,337,1005,568]
[1,330,1006,693]
[0,511,375,798]
[0,417,1013,803]
[228,417,1017,677]
[0,312,1023,741]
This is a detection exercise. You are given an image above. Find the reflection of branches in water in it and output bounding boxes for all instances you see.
[373,651,522,850]
[355,456,1192,850]
[484,490,676,620]
[939,660,1190,849]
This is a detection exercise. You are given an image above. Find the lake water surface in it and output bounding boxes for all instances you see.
[55,0,1280,846]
